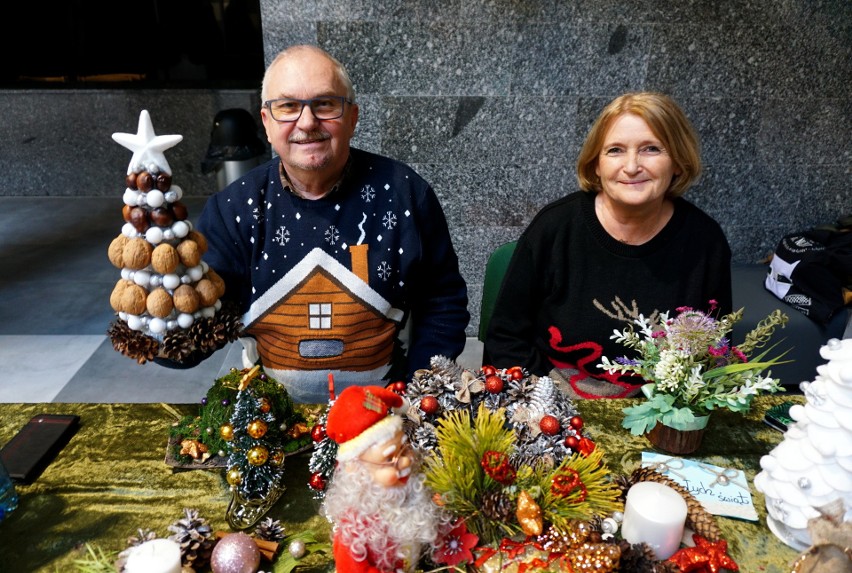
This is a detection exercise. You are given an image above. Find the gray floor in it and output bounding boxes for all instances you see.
[0,196,483,403]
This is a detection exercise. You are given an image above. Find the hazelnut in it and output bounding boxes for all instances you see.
[146,287,174,318]
[156,172,172,191]
[173,284,200,313]
[195,279,219,307]
[120,284,148,315]
[122,238,153,270]
[137,171,153,192]
[176,240,201,267]
[171,201,188,221]
[151,243,180,274]
[125,172,138,190]
[108,235,129,268]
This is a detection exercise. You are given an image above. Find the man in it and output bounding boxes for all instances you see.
[322,385,446,573]
[197,45,469,403]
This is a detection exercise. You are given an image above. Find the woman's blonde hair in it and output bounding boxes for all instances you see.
[576,92,701,198]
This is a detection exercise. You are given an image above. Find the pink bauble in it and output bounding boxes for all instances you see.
[210,532,260,573]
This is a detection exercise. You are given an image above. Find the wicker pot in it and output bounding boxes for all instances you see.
[646,414,710,455]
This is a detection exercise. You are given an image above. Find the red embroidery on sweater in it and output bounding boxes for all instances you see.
[547,326,640,399]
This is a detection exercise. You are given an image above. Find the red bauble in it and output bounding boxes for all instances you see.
[308,472,326,491]
[481,365,497,376]
[420,395,439,415]
[311,424,326,442]
[484,375,504,394]
[507,366,524,381]
[539,415,561,435]
[569,416,584,431]
[564,435,580,450]
[392,381,407,393]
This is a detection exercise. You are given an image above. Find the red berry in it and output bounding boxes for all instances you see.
[564,435,580,450]
[507,366,524,381]
[481,365,497,376]
[419,395,439,415]
[539,415,561,435]
[569,416,584,431]
[485,375,504,394]
[311,424,326,442]
[308,472,326,490]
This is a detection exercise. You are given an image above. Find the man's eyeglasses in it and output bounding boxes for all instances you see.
[264,96,352,122]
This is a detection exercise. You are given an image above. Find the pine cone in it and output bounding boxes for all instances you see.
[481,489,514,522]
[611,473,632,504]
[161,330,194,362]
[217,306,243,342]
[168,508,215,568]
[615,540,657,573]
[254,517,285,542]
[126,527,158,547]
[629,467,721,542]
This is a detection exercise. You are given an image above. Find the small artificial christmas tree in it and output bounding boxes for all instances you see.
[224,366,289,529]
[107,109,240,363]
[754,337,852,550]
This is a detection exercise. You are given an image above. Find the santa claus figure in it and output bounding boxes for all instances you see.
[322,385,447,573]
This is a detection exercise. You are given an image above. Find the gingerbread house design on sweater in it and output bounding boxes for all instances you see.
[243,245,404,375]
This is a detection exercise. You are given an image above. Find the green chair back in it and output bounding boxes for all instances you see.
[478,240,518,342]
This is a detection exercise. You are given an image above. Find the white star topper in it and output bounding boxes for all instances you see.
[112,109,183,175]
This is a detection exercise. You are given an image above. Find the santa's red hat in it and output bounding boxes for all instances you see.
[326,385,404,462]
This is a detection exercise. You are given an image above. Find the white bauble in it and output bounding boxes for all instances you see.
[163,274,181,290]
[146,190,165,208]
[133,271,151,287]
[126,315,143,330]
[177,313,194,328]
[170,184,183,201]
[187,265,204,282]
[172,221,189,238]
[145,226,164,245]
[149,318,166,334]
[123,188,139,206]
[122,223,137,238]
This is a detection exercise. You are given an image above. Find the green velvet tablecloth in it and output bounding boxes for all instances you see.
[0,397,804,573]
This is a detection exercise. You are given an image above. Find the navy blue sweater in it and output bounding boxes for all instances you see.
[197,149,469,401]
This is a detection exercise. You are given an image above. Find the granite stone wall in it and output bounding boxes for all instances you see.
[259,0,851,335]
[1,0,849,337]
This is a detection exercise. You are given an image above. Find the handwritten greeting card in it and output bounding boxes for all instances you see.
[641,452,759,521]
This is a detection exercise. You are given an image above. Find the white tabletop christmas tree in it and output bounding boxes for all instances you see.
[107,110,240,364]
[754,337,852,550]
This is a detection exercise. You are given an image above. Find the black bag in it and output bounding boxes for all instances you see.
[765,219,852,325]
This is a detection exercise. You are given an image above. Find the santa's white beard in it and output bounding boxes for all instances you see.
[322,462,446,571]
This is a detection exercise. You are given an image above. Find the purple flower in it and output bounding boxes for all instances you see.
[616,356,640,366]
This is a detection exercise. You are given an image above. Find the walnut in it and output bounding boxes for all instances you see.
[122,238,153,270]
[108,235,129,268]
[109,279,132,311]
[146,287,174,318]
[176,240,201,268]
[195,279,219,307]
[173,284,200,313]
[187,230,208,254]
[205,268,226,298]
[151,243,180,274]
[120,284,148,315]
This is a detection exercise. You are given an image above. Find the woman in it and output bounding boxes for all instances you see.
[484,92,732,399]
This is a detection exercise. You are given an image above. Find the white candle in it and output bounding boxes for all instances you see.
[124,538,182,573]
[621,481,688,560]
